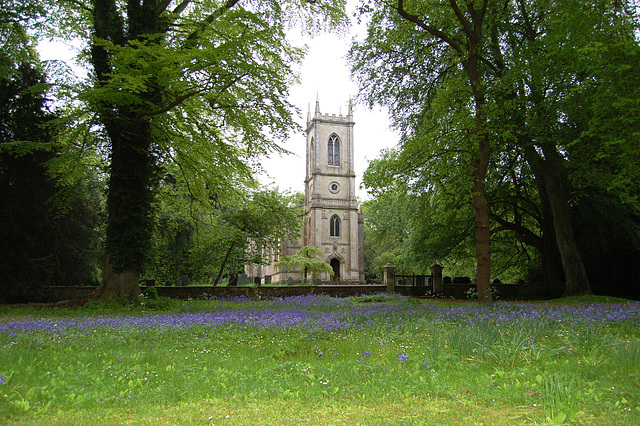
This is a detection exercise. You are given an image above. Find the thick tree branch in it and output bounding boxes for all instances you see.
[450,0,472,38]
[173,0,191,15]
[491,215,542,249]
[154,0,173,16]
[187,0,240,42]
[395,0,464,57]
[137,87,208,118]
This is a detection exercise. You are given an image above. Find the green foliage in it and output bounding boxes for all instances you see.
[351,0,640,297]
[361,152,529,281]
[275,245,334,282]
[144,178,303,285]
[0,61,103,303]
[17,0,348,294]
[141,286,158,300]
[348,293,407,304]
[0,1,47,80]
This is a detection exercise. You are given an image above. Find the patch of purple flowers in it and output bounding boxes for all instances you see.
[0,296,638,337]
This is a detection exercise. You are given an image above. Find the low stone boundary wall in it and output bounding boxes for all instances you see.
[42,285,388,302]
[154,285,388,300]
[42,286,97,302]
[41,283,521,303]
[395,283,521,300]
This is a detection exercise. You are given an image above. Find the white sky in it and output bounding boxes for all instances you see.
[38,3,400,200]
[260,25,400,200]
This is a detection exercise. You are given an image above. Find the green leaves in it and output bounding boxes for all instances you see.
[275,245,334,281]
[44,0,347,289]
[352,1,640,295]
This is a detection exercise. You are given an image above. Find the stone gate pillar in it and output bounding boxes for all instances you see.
[431,264,443,294]
[383,263,396,293]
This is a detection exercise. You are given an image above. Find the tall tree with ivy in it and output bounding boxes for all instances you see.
[37,0,346,299]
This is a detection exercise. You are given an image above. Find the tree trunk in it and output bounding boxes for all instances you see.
[542,164,592,296]
[94,256,140,300]
[472,131,492,302]
[537,182,564,289]
[525,145,592,296]
[467,50,492,303]
[93,119,154,301]
[214,241,236,285]
[90,0,161,301]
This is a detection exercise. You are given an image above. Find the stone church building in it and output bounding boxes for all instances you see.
[245,98,364,283]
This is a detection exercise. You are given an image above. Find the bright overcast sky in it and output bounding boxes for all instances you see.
[262,12,400,199]
[38,2,400,200]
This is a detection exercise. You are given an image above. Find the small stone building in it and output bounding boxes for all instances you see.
[245,98,364,283]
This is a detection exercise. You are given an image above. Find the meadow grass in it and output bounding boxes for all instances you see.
[1,294,639,425]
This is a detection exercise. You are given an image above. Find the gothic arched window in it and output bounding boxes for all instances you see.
[330,215,340,237]
[327,134,340,166]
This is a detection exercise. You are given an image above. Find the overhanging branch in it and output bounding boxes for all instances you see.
[186,0,240,43]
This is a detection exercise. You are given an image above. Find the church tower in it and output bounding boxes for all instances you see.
[304,98,364,282]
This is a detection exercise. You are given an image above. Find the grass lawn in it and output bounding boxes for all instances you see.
[1,294,639,425]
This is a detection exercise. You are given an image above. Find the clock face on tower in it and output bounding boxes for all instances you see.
[329,182,340,194]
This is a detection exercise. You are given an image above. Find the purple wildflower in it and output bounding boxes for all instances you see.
[398,353,408,363]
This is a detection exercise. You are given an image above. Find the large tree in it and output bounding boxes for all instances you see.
[490,0,640,296]
[351,0,639,297]
[351,0,510,301]
[38,0,346,299]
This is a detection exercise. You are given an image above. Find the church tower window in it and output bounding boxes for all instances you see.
[330,215,340,237]
[327,134,340,166]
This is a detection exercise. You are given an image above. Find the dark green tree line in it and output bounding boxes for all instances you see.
[351,0,640,298]
[0,59,102,302]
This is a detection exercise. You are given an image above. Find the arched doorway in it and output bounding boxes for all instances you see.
[330,258,340,282]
